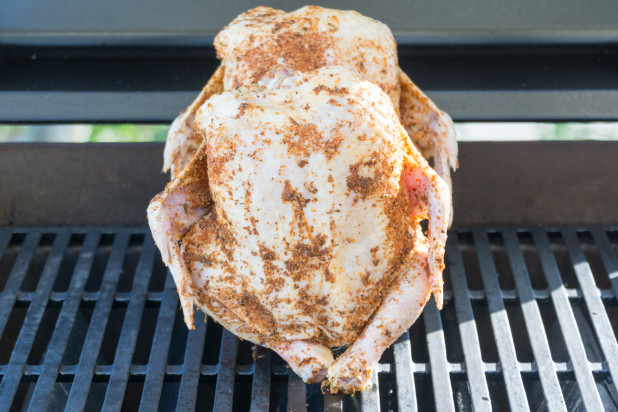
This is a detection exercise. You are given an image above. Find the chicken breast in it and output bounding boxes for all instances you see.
[148,65,450,393]
[163,5,457,197]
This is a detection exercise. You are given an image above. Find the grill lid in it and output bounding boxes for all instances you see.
[1,226,617,410]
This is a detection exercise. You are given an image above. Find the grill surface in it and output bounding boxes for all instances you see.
[0,226,617,411]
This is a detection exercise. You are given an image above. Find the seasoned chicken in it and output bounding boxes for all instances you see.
[163,5,457,194]
[148,66,450,393]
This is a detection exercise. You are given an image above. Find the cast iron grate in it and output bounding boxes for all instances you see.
[0,226,617,411]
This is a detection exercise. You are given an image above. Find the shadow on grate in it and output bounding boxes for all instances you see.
[0,226,617,411]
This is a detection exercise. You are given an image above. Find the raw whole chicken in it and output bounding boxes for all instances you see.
[148,65,451,393]
[163,5,457,194]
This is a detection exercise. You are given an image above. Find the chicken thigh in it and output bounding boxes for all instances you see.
[163,5,457,194]
[148,65,450,393]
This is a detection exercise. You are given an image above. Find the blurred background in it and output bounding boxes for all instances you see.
[1,122,616,143]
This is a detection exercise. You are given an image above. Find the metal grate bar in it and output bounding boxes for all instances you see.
[27,232,100,411]
[212,330,239,412]
[64,232,131,411]
[0,231,70,408]
[361,369,380,411]
[502,229,567,411]
[250,346,271,412]
[591,227,618,299]
[562,228,618,394]
[423,297,455,412]
[102,235,156,411]
[176,312,207,410]
[287,372,307,412]
[445,236,491,411]
[392,331,417,412]
[531,228,604,410]
[473,229,529,411]
[138,273,179,411]
[0,231,42,339]
[14,284,616,306]
[4,356,612,380]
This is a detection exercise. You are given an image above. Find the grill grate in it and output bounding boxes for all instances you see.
[0,226,617,411]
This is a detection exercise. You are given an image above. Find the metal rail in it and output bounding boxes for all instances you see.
[2,44,617,122]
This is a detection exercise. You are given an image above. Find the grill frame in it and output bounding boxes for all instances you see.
[2,43,618,123]
[2,141,618,228]
[1,225,617,410]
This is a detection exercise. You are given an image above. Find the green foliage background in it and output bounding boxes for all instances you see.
[0,123,617,142]
[87,125,169,142]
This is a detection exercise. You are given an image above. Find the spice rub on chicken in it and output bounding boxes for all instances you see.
[163,5,457,197]
[148,66,451,393]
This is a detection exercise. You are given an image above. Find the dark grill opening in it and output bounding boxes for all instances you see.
[20,233,55,293]
[26,307,60,365]
[505,304,534,363]
[51,234,84,293]
[132,307,159,365]
[84,234,115,293]
[202,322,224,366]
[97,307,126,365]
[413,374,436,410]
[409,317,429,364]
[62,307,93,365]
[440,304,464,364]
[0,308,27,364]
[471,305,500,363]
[167,310,189,366]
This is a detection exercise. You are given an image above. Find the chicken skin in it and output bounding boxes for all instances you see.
[148,66,450,393]
[163,5,457,194]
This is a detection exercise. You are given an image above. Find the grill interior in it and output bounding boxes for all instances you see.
[1,226,617,411]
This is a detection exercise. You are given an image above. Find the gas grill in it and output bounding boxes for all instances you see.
[2,0,618,410]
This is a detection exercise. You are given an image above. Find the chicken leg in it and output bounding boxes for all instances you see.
[323,225,431,393]
[324,132,450,393]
